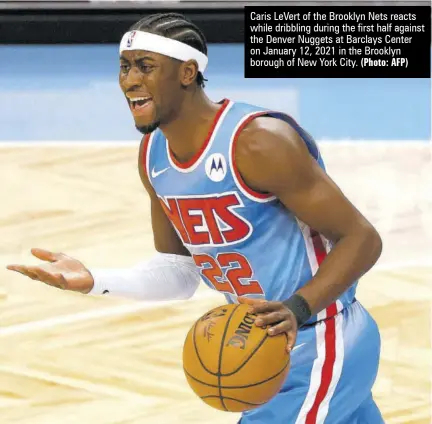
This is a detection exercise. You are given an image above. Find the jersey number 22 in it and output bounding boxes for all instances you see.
[193,252,264,296]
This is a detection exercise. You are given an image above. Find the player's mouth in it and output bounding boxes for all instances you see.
[128,96,153,117]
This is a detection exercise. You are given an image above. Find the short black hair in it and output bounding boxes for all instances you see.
[130,13,208,88]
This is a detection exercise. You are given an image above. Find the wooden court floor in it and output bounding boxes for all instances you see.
[0,141,431,423]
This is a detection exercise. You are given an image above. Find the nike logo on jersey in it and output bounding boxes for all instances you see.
[158,192,252,246]
[151,166,170,178]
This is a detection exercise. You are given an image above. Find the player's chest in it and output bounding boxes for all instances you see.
[156,185,257,248]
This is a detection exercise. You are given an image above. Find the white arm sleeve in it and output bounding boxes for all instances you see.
[87,253,200,301]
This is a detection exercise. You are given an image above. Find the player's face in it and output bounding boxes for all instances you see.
[119,50,184,134]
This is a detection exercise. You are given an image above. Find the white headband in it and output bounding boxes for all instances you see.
[119,30,208,73]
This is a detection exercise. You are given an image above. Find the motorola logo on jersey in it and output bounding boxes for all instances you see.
[205,153,227,182]
[158,192,252,246]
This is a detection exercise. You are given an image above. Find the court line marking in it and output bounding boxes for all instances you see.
[1,261,430,338]
[0,290,219,337]
[0,364,157,400]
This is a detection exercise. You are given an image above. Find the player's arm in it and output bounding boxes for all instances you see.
[236,117,382,349]
[87,136,200,299]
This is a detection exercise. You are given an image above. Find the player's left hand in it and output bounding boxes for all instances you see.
[238,297,298,353]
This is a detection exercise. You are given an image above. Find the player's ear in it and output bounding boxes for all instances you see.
[179,60,199,87]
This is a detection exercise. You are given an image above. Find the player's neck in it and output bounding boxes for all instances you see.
[160,91,223,165]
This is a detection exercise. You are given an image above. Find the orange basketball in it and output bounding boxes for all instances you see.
[182,303,290,412]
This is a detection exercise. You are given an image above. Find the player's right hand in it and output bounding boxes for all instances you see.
[6,248,94,293]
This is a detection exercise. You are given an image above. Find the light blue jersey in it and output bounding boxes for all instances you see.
[143,98,355,324]
[142,98,383,423]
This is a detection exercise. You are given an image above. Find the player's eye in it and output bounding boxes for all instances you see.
[120,64,130,73]
[138,63,154,73]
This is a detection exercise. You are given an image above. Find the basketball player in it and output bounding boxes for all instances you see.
[7,13,385,424]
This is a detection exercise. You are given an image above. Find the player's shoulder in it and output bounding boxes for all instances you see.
[230,100,300,143]
[235,112,303,162]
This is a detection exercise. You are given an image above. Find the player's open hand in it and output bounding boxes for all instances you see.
[238,297,298,353]
[6,248,94,293]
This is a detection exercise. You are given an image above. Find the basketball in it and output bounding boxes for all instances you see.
[182,303,290,412]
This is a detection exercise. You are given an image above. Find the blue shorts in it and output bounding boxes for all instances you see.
[239,300,384,424]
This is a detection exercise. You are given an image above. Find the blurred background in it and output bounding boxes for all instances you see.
[0,1,431,424]
[0,0,430,141]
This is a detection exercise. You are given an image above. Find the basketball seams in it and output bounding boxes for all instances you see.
[200,395,265,407]
[217,303,241,411]
[221,332,273,377]
[222,333,268,376]
[185,305,290,412]
[184,361,289,389]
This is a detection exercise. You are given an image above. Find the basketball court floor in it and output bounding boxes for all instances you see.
[0,141,431,423]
